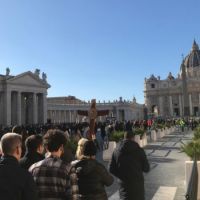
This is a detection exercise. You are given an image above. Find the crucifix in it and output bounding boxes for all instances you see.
[77,99,109,140]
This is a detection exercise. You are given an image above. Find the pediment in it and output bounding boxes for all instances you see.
[7,71,50,88]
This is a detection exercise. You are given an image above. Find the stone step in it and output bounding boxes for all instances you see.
[108,186,177,200]
[152,186,177,200]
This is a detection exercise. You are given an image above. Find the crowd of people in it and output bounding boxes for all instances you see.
[0,120,153,200]
[0,117,199,200]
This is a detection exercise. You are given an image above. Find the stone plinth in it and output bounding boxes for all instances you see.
[134,135,142,147]
[151,130,157,141]
[185,161,200,199]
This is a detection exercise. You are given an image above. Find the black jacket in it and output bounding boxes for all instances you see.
[0,155,38,200]
[19,151,44,170]
[74,158,114,200]
[109,139,150,200]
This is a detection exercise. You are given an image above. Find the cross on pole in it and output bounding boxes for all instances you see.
[78,99,109,140]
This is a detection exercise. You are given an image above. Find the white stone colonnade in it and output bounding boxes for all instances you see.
[1,90,47,126]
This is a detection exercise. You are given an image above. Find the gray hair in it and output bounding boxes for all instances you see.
[1,133,22,155]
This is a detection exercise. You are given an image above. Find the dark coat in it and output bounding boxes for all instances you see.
[19,151,45,170]
[109,139,150,200]
[0,155,38,200]
[74,158,114,200]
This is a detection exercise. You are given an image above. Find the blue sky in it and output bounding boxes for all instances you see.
[0,0,200,104]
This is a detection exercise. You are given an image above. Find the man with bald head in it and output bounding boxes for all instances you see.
[0,133,38,200]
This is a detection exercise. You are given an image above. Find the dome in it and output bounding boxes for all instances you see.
[184,40,200,68]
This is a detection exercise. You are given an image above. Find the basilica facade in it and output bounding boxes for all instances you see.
[144,40,200,118]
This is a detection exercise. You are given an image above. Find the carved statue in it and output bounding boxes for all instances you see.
[77,99,109,140]
[42,72,47,82]
[34,69,40,76]
[6,67,10,76]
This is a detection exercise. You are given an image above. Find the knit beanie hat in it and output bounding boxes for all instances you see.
[82,140,97,156]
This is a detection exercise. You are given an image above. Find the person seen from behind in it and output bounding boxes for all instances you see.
[109,131,150,200]
[0,133,38,200]
[19,134,45,170]
[29,129,79,200]
[72,140,114,200]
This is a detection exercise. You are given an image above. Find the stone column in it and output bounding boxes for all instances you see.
[33,93,38,124]
[179,95,183,117]
[47,110,51,122]
[52,111,55,123]
[58,110,61,123]
[64,110,67,123]
[5,89,11,126]
[54,110,57,123]
[63,111,66,123]
[50,110,52,123]
[72,110,76,123]
[72,111,75,122]
[159,96,163,116]
[17,92,22,125]
[74,110,78,123]
[43,93,47,124]
[124,109,127,121]
[169,96,173,117]
[69,111,72,123]
[66,111,69,122]
[189,94,193,116]
[116,109,119,121]
[60,111,63,123]
[111,111,113,117]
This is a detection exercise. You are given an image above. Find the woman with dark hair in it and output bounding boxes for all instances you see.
[19,134,44,170]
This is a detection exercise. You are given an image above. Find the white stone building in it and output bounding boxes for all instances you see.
[47,96,144,123]
[0,69,144,126]
[144,40,200,118]
[0,69,50,127]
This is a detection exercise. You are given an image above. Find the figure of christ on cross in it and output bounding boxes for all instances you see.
[77,99,109,140]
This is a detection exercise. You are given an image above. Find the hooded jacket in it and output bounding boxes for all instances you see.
[74,158,114,200]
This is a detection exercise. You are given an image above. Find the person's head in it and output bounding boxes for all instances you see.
[12,125,22,134]
[76,138,88,160]
[43,129,67,157]
[73,131,82,142]
[25,134,44,154]
[82,140,97,159]
[124,131,134,140]
[1,133,22,161]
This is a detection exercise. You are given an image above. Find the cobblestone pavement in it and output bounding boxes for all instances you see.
[105,129,193,200]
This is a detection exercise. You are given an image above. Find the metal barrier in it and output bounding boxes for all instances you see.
[185,157,198,200]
